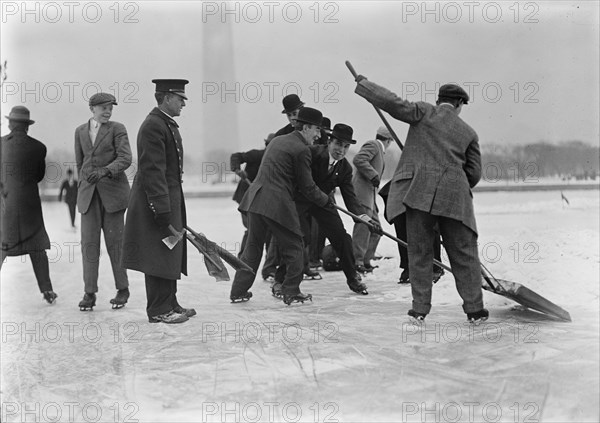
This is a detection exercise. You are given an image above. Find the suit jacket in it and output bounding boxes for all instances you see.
[238,131,329,237]
[230,148,265,204]
[1,130,50,254]
[74,120,132,214]
[352,139,385,210]
[296,145,364,216]
[356,80,481,233]
[122,108,187,280]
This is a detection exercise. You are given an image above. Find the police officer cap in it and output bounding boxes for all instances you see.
[438,84,469,104]
[152,79,189,100]
[89,92,117,107]
[295,107,323,127]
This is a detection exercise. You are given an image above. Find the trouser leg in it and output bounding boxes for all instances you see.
[81,192,102,294]
[103,208,129,290]
[363,208,381,264]
[406,207,436,315]
[393,213,409,270]
[145,274,176,318]
[30,250,53,292]
[230,212,268,297]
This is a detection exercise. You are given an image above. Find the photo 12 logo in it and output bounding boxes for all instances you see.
[401,1,540,24]
[201,1,340,24]
[1,1,140,24]
[201,81,339,104]
[1,81,139,104]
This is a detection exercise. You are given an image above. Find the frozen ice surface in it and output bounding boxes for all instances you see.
[1,190,598,422]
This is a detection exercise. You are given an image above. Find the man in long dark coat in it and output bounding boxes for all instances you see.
[355,76,488,323]
[230,107,330,305]
[0,106,57,304]
[122,79,194,324]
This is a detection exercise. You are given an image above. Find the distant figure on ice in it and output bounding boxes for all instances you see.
[0,106,57,304]
[74,93,131,311]
[355,77,488,324]
[351,126,393,274]
[58,168,78,228]
[122,79,196,324]
[229,107,330,305]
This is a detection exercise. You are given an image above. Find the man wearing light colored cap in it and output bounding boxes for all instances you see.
[1,106,58,304]
[354,76,487,324]
[122,79,195,324]
[352,126,393,274]
[75,92,132,311]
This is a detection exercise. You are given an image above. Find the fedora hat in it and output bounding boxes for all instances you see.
[330,123,356,144]
[5,106,35,125]
[281,94,304,114]
[295,107,323,127]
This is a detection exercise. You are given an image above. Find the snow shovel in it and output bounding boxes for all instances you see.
[335,205,571,322]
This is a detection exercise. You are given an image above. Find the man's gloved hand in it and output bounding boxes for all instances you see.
[154,212,171,228]
[326,197,336,209]
[371,175,380,188]
[369,221,383,236]
[355,74,367,83]
[235,169,248,180]
[358,214,372,224]
[87,168,110,184]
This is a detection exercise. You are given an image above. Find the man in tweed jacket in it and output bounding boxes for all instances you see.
[355,77,487,322]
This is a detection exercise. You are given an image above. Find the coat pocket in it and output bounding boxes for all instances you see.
[392,169,414,182]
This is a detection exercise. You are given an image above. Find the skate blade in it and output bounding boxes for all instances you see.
[230,297,251,303]
[79,306,94,311]
[272,292,283,300]
[284,296,313,305]
[111,303,126,309]
[303,275,322,280]
[468,317,489,326]
[408,316,425,325]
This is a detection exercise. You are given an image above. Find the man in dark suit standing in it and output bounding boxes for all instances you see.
[1,106,57,304]
[122,79,195,324]
[75,93,131,311]
[355,77,488,323]
[58,168,78,228]
[230,107,330,305]
[295,123,372,295]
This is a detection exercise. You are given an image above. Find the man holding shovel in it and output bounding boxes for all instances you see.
[354,76,488,323]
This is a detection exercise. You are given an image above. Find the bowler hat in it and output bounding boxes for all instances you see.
[281,94,304,114]
[438,84,469,104]
[321,117,332,133]
[153,79,189,100]
[5,106,35,124]
[89,92,118,107]
[330,123,356,144]
[296,107,323,127]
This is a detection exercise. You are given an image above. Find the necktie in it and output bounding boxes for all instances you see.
[328,161,336,175]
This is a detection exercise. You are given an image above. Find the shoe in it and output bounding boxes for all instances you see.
[467,309,489,324]
[408,309,427,323]
[173,305,197,317]
[398,269,410,284]
[364,262,378,271]
[432,268,445,284]
[303,269,322,280]
[348,279,369,295]
[309,260,323,270]
[42,291,57,304]
[283,292,313,305]
[230,291,253,303]
[148,310,189,324]
[356,265,373,275]
[110,288,130,309]
[271,283,283,299]
[78,293,96,311]
[263,274,275,283]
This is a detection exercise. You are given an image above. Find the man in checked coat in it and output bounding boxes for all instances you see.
[354,76,488,323]
[351,126,393,274]
[122,79,195,324]
[75,92,131,311]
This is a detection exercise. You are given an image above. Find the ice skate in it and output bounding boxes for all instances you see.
[230,291,253,303]
[309,260,323,270]
[283,292,312,305]
[42,291,57,304]
[271,283,283,299]
[467,309,489,325]
[356,265,373,275]
[407,309,426,324]
[348,278,369,295]
[148,310,189,324]
[78,293,96,311]
[398,269,410,284]
[303,269,322,280]
[174,305,197,317]
[109,288,130,309]
[263,274,275,283]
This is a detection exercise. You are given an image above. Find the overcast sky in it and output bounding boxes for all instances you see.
[1,1,598,161]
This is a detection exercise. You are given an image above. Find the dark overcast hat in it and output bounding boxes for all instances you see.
[296,107,323,127]
[152,79,189,100]
[330,123,357,144]
[89,92,117,107]
[281,94,304,114]
[438,84,469,104]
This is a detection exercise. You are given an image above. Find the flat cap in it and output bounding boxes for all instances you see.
[89,92,117,107]
[438,84,469,104]
[376,126,392,140]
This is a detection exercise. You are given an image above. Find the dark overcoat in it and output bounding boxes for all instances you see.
[296,145,364,216]
[230,148,264,204]
[356,80,481,234]
[122,108,187,280]
[74,120,132,214]
[238,131,329,237]
[1,129,50,255]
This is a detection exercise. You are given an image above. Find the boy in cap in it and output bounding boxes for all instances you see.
[354,77,488,324]
[75,93,132,311]
[352,126,393,274]
[1,106,57,304]
[122,79,195,324]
